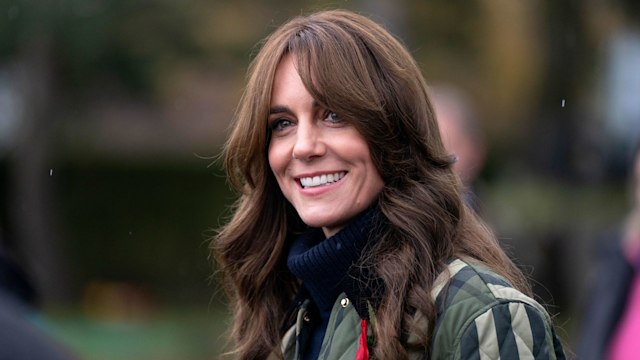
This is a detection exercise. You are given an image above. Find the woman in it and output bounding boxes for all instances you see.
[214,9,565,360]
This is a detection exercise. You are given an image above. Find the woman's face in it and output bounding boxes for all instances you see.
[268,55,384,237]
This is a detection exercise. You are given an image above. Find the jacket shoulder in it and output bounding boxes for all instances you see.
[429,259,564,360]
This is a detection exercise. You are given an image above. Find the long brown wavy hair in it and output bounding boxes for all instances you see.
[213,9,531,359]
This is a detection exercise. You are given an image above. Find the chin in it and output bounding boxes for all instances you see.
[299,215,336,229]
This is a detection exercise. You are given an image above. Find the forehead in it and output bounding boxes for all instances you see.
[273,54,297,82]
[270,55,306,101]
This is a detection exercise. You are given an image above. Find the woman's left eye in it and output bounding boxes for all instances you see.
[324,111,341,123]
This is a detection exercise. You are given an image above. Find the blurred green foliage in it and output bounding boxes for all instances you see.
[46,306,229,359]
[56,160,233,303]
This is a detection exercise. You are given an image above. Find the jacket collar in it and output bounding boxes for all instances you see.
[286,206,384,321]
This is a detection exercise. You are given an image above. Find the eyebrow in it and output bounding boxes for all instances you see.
[269,101,321,115]
[269,105,290,115]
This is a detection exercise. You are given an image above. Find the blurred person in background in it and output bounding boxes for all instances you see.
[578,142,640,360]
[432,85,487,211]
[0,245,76,359]
[213,9,565,360]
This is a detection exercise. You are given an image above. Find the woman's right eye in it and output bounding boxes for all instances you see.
[269,118,293,132]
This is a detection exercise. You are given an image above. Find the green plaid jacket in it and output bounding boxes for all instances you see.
[275,258,566,359]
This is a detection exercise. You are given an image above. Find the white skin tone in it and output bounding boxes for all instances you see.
[268,55,385,238]
[435,98,485,185]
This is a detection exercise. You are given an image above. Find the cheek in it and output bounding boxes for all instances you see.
[267,147,277,174]
[267,142,285,177]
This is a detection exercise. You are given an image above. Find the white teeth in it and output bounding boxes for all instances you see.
[300,172,345,188]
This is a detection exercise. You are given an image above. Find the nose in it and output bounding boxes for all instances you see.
[292,122,325,161]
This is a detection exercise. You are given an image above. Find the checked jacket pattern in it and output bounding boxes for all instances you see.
[275,258,566,359]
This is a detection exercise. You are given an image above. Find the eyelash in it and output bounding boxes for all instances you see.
[269,118,293,132]
[268,110,342,133]
[324,111,341,123]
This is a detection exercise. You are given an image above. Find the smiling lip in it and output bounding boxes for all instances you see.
[297,171,346,189]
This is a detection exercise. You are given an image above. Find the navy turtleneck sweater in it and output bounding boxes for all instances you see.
[287,207,381,360]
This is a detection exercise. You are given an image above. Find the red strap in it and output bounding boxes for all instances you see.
[355,319,369,360]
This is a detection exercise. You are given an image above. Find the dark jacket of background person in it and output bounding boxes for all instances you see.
[577,232,634,360]
[578,142,640,359]
[0,250,75,360]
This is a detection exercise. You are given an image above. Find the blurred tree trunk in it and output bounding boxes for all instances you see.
[8,31,68,305]
[525,0,594,315]
[529,0,592,181]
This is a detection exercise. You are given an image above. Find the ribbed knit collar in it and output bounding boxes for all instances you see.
[287,206,383,319]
